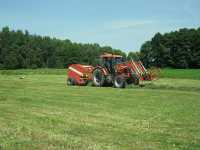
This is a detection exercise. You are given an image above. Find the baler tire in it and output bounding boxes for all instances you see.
[114,75,126,88]
[92,68,105,87]
[67,78,76,86]
[83,81,88,86]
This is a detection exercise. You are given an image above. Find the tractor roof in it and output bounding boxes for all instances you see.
[100,53,122,58]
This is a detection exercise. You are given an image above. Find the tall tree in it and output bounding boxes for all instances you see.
[140,28,200,68]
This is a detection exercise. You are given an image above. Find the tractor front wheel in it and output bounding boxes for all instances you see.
[114,75,126,88]
[92,68,105,87]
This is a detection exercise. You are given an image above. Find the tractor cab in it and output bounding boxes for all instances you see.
[100,53,124,73]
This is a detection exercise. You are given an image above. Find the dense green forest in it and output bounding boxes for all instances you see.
[140,28,200,68]
[0,26,200,69]
[0,27,126,69]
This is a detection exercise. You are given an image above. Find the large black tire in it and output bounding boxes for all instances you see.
[114,75,126,88]
[67,78,76,86]
[92,68,105,87]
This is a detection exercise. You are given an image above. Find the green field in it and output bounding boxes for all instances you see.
[160,68,200,80]
[0,69,200,149]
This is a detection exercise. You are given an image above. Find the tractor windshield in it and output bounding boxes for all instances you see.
[114,57,123,64]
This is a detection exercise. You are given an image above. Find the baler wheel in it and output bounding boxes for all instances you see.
[92,68,105,87]
[67,78,76,86]
[114,75,126,88]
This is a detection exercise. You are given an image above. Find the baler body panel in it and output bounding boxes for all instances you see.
[68,64,94,85]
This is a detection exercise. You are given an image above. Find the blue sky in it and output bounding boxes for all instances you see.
[0,0,200,52]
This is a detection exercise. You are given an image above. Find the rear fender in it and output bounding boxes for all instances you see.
[93,66,108,76]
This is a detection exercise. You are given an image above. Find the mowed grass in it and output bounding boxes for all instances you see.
[0,69,200,149]
[0,68,66,75]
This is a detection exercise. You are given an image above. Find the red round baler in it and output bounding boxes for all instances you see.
[67,64,94,86]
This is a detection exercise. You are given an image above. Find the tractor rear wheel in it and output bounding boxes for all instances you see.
[114,75,126,88]
[92,68,105,87]
[67,78,76,86]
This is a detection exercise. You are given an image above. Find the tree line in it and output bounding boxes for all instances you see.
[140,28,200,68]
[0,27,126,69]
[0,26,199,69]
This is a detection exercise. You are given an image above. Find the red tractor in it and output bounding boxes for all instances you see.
[92,53,139,88]
[67,53,152,88]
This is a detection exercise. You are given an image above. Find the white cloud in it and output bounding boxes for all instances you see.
[104,20,155,30]
[79,19,157,36]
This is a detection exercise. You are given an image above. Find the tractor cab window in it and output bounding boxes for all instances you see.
[113,57,124,65]
[102,57,114,73]
[115,57,123,64]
